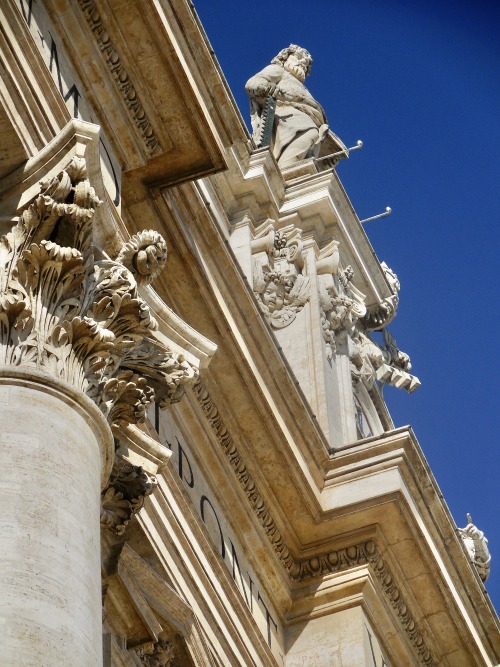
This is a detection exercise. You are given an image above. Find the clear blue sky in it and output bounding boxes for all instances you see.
[195,0,500,612]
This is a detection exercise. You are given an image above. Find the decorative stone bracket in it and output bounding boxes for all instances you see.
[318,257,367,360]
[350,328,421,394]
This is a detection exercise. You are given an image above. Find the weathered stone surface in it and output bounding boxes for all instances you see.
[0,373,112,666]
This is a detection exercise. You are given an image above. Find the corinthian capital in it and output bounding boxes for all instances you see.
[0,152,197,433]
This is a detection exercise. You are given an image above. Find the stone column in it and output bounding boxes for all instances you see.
[0,129,198,666]
[0,369,114,666]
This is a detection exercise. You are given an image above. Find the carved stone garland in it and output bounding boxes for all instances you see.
[0,157,197,434]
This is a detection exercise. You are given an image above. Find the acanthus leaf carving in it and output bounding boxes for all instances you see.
[0,157,198,433]
[122,339,197,408]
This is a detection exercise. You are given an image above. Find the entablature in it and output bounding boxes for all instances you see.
[2,0,243,204]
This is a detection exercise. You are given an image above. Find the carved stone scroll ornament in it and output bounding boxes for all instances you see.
[458,514,491,582]
[116,230,167,285]
[136,640,175,667]
[253,228,310,328]
[0,158,197,433]
[101,455,157,535]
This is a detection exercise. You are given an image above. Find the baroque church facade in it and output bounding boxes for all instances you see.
[0,0,498,665]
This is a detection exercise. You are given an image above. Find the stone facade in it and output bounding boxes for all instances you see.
[0,1,499,666]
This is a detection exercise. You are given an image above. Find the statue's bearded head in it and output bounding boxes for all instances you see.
[272,44,313,82]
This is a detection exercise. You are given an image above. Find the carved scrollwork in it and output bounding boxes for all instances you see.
[289,542,371,581]
[78,0,161,154]
[192,380,295,571]
[366,543,437,666]
[116,230,168,285]
[0,157,197,433]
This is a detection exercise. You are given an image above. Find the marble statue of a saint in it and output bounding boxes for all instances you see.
[245,44,329,168]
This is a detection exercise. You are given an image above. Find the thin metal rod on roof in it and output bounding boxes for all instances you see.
[359,206,392,224]
[315,139,363,163]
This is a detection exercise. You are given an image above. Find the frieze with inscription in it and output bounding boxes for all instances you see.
[18,0,121,206]
[156,407,285,664]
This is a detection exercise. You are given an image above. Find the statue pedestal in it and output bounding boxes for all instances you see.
[0,369,113,667]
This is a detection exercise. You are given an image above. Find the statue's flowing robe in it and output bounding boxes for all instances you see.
[245,65,327,164]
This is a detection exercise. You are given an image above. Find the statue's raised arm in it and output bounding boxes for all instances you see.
[245,45,329,168]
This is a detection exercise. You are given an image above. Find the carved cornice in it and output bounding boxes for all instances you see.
[289,541,370,581]
[367,542,437,667]
[294,540,438,666]
[191,380,295,571]
[191,381,436,666]
[0,157,198,433]
[77,0,161,155]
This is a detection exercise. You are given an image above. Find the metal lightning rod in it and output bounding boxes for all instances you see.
[314,139,363,163]
[359,207,392,224]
